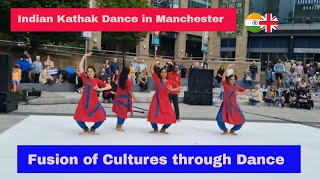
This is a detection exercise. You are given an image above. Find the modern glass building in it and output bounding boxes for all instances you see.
[135,0,320,70]
[247,0,320,70]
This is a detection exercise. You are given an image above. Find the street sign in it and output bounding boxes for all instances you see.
[82,32,92,38]
[202,32,208,53]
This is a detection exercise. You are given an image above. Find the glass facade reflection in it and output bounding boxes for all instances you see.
[250,0,320,24]
[188,0,211,8]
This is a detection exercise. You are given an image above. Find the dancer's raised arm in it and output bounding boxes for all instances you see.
[79,52,92,74]
[222,64,235,81]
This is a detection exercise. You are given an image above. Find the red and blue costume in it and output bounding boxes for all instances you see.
[216,80,246,131]
[112,78,133,125]
[148,72,177,129]
[74,73,107,130]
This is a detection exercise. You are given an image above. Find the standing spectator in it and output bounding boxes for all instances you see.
[16,54,31,83]
[295,61,304,79]
[24,51,32,64]
[168,65,181,122]
[44,55,54,69]
[290,60,297,70]
[285,59,291,75]
[129,61,136,85]
[249,84,262,106]
[215,65,225,86]
[249,61,258,81]
[133,57,139,83]
[105,63,111,78]
[273,59,285,81]
[153,61,161,76]
[12,65,21,92]
[201,59,209,69]
[138,70,149,92]
[113,70,120,86]
[110,58,120,80]
[39,65,54,85]
[139,59,147,73]
[31,55,43,83]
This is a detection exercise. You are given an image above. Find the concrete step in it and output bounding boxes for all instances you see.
[26,91,320,109]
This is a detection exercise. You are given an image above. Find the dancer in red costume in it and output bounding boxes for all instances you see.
[216,64,248,135]
[112,67,136,132]
[74,52,110,135]
[148,59,181,134]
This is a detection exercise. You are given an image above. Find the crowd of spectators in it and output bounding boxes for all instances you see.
[248,58,319,110]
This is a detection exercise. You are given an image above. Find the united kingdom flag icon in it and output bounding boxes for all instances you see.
[259,13,279,33]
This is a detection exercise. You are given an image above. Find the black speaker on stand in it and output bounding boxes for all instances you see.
[0,53,19,113]
[184,69,214,105]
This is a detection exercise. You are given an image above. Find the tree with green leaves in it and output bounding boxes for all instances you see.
[1,0,87,59]
[96,0,151,68]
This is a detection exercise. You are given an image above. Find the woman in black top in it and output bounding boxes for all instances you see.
[215,65,225,85]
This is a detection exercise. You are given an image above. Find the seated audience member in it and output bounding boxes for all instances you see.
[56,70,68,84]
[138,70,149,92]
[98,68,108,82]
[308,89,315,110]
[39,65,54,85]
[249,84,262,106]
[74,68,83,93]
[314,72,320,91]
[265,84,280,107]
[285,68,297,87]
[102,77,116,103]
[265,67,275,86]
[261,84,268,100]
[298,79,307,89]
[280,86,293,108]
[243,68,253,88]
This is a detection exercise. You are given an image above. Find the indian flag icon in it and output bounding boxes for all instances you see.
[245,13,263,33]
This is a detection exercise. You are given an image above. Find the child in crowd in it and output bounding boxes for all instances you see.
[12,65,21,92]
[308,89,315,110]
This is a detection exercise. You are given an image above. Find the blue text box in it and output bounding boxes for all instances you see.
[17,145,301,173]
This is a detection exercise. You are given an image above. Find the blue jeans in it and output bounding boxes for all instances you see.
[251,73,256,81]
[150,122,171,130]
[249,98,260,104]
[76,121,104,130]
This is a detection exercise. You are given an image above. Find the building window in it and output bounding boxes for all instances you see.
[151,0,180,8]
[188,0,211,8]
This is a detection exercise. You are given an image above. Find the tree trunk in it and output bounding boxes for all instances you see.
[122,50,126,69]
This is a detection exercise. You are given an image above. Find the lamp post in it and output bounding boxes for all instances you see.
[202,0,209,62]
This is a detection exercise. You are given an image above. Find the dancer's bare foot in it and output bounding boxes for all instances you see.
[229,130,238,135]
[79,131,89,135]
[89,128,99,135]
[116,125,125,132]
[176,119,181,122]
[220,131,229,135]
[160,128,169,134]
[150,129,159,133]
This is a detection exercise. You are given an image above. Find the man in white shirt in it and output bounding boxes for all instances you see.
[31,55,43,83]
[139,59,147,73]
